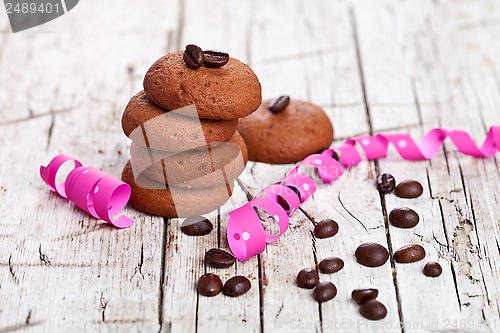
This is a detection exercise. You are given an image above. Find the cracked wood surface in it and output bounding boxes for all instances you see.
[1,0,500,332]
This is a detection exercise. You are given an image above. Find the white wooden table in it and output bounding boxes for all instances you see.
[1,0,500,332]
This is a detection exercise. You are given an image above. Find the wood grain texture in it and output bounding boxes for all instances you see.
[1,0,500,332]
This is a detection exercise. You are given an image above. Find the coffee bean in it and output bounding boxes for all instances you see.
[223,275,251,297]
[183,44,204,69]
[314,219,339,239]
[267,95,290,114]
[296,268,319,289]
[205,249,235,268]
[313,281,337,303]
[197,273,222,297]
[355,243,389,267]
[393,244,426,263]
[423,261,442,277]
[351,288,379,304]
[359,300,387,320]
[376,173,396,194]
[203,50,229,68]
[318,257,344,274]
[389,207,419,228]
[181,215,213,236]
[395,180,423,198]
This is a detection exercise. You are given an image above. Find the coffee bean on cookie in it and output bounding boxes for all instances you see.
[181,216,213,236]
[314,219,339,239]
[296,268,319,289]
[197,273,222,297]
[223,276,251,297]
[355,243,389,267]
[393,244,425,263]
[203,50,229,68]
[389,207,419,228]
[352,288,379,304]
[267,95,290,113]
[205,249,236,268]
[183,44,204,69]
[395,180,424,198]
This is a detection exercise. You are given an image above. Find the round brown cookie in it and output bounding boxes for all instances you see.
[122,91,238,151]
[143,51,262,120]
[238,99,334,164]
[122,160,233,217]
[130,132,248,187]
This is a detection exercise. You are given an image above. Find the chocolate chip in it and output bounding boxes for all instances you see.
[183,44,204,69]
[296,268,319,289]
[351,288,379,304]
[389,207,419,228]
[204,249,235,268]
[359,300,387,320]
[393,244,426,263]
[314,219,339,239]
[376,173,396,194]
[313,281,337,303]
[203,50,229,68]
[318,257,344,274]
[395,180,424,198]
[180,215,213,236]
[267,95,290,113]
[355,243,389,267]
[222,275,251,297]
[197,273,222,297]
[423,261,442,277]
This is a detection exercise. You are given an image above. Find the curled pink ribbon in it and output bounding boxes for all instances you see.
[40,154,134,228]
[227,126,500,261]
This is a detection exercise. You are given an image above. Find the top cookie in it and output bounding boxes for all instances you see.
[238,98,334,164]
[143,50,262,120]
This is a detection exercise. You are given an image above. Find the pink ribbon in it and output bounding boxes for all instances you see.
[227,126,500,261]
[40,154,134,228]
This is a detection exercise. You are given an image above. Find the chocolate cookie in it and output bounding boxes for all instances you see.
[130,131,248,187]
[143,51,262,120]
[122,91,238,151]
[122,161,233,217]
[238,99,334,164]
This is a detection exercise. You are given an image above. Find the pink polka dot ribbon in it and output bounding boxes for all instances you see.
[227,126,500,261]
[40,154,134,228]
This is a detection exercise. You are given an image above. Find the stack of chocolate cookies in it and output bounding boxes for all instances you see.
[121,45,262,218]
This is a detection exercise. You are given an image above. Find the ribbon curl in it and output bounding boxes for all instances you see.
[227,126,500,261]
[40,154,134,228]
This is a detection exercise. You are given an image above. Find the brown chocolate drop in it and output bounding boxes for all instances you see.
[197,273,222,297]
[355,243,389,267]
[204,249,236,268]
[393,244,426,263]
[389,207,419,228]
[423,261,442,277]
[313,281,337,303]
[351,288,379,304]
[314,219,339,239]
[359,300,387,320]
[222,276,251,297]
[296,268,319,289]
[318,257,344,274]
[395,180,424,198]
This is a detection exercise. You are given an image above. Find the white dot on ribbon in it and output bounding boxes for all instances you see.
[94,186,99,193]
[273,215,280,223]
[303,183,310,191]
[398,139,408,148]
[361,138,371,146]
[242,232,250,241]
[82,169,89,174]
[314,159,322,165]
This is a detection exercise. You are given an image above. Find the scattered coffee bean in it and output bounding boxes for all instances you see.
[389,207,420,228]
[180,215,213,236]
[351,288,379,304]
[314,219,339,239]
[395,180,423,198]
[318,257,344,274]
[204,249,235,268]
[313,281,337,303]
[197,273,222,297]
[355,243,389,267]
[359,299,387,320]
[183,44,204,69]
[203,50,229,68]
[223,275,251,297]
[423,261,442,277]
[393,244,426,263]
[296,268,320,289]
[267,95,290,113]
[376,173,396,194]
